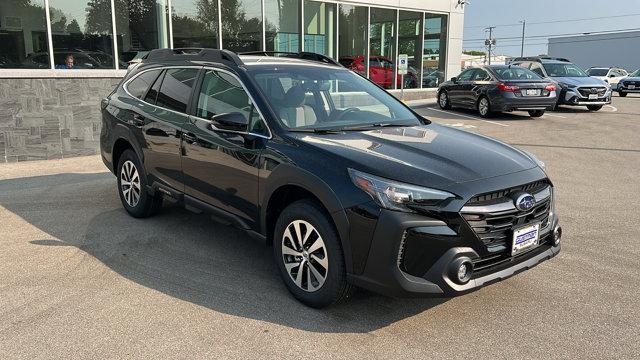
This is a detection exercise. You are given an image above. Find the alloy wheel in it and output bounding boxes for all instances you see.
[479,98,489,116]
[281,220,328,292]
[439,92,448,108]
[120,160,141,207]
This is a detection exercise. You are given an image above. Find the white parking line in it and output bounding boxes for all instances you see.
[605,105,618,112]
[426,107,509,127]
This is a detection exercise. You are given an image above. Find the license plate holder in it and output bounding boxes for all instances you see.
[588,94,598,100]
[523,89,540,96]
[512,223,540,256]
[629,85,636,89]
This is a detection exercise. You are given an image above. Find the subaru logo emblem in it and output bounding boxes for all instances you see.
[590,88,598,94]
[514,193,536,211]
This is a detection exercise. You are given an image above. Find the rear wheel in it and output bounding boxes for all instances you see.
[438,90,451,110]
[528,110,545,118]
[477,96,492,118]
[587,105,603,111]
[618,91,627,97]
[273,199,352,308]
[116,149,163,218]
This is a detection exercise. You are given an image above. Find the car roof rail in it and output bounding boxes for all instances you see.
[143,48,244,66]
[238,51,342,66]
[509,56,571,63]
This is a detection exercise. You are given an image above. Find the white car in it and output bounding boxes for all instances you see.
[587,67,628,90]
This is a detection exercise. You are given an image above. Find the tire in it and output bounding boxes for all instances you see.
[587,105,603,111]
[116,149,163,218]
[528,110,545,118]
[273,199,352,308]
[477,96,492,118]
[438,90,451,110]
[619,92,627,97]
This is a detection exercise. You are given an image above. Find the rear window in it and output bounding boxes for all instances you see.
[127,69,162,99]
[155,68,200,113]
[587,68,608,76]
[493,67,541,80]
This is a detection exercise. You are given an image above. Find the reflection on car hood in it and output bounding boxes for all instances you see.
[550,76,608,87]
[293,124,537,188]
[621,77,640,82]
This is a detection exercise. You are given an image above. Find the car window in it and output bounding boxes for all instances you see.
[458,69,475,81]
[529,63,545,77]
[127,69,162,99]
[587,68,609,77]
[144,70,165,105]
[472,69,491,81]
[196,69,266,135]
[493,67,541,80]
[155,68,200,113]
[543,63,588,77]
[631,69,640,77]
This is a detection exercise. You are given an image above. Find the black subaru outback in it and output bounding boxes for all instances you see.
[100,49,562,308]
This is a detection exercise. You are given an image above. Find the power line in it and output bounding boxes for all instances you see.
[464,13,640,29]
[463,27,640,42]
[463,34,640,50]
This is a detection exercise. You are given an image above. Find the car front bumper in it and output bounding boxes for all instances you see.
[559,88,612,106]
[347,208,561,298]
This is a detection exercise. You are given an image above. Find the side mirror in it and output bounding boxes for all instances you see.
[451,77,458,83]
[210,112,248,132]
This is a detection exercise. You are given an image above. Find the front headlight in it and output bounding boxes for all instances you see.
[526,151,546,170]
[348,169,455,212]
[558,82,576,89]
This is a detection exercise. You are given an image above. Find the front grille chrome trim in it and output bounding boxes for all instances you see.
[461,185,551,214]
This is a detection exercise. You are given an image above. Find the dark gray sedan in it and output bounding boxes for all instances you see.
[437,65,558,118]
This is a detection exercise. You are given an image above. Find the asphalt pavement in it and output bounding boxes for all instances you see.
[1,95,639,359]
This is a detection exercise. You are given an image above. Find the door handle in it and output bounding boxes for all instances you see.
[132,114,146,127]
[182,132,198,144]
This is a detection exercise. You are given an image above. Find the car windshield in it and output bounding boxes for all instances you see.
[493,66,542,80]
[630,69,640,77]
[543,63,588,77]
[249,66,422,131]
[587,68,609,76]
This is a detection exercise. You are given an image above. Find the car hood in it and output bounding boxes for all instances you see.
[621,76,640,82]
[291,124,537,189]
[550,76,607,87]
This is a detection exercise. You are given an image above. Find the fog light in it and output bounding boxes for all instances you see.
[553,226,562,246]
[450,258,473,284]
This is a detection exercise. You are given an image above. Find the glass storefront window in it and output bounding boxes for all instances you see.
[0,0,50,69]
[304,0,335,58]
[171,0,219,48]
[369,8,396,89]
[398,11,422,89]
[423,13,448,88]
[265,0,299,52]
[338,5,367,77]
[221,0,262,52]
[115,0,170,65]
[48,0,116,69]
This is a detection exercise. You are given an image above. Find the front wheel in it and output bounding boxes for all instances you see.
[116,149,163,218]
[528,110,545,118]
[587,105,603,111]
[273,200,352,308]
[618,92,627,97]
[438,90,451,109]
[477,96,492,118]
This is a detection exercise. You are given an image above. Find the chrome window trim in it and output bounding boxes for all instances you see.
[122,65,273,140]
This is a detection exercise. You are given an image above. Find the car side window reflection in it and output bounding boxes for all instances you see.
[458,69,475,81]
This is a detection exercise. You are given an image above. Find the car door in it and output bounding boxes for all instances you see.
[180,68,269,229]
[448,68,475,106]
[130,67,201,192]
[468,68,493,106]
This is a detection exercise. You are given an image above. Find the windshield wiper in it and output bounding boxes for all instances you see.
[338,122,417,131]
[288,128,343,134]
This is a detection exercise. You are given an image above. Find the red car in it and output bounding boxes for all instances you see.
[339,55,418,89]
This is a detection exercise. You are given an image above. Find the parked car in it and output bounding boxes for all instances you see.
[510,57,611,111]
[101,49,562,307]
[423,69,444,88]
[339,55,417,89]
[617,68,640,97]
[587,67,628,90]
[437,65,557,118]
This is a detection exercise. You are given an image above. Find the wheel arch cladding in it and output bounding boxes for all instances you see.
[262,165,353,273]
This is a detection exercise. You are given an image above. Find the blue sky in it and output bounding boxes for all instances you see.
[463,0,640,56]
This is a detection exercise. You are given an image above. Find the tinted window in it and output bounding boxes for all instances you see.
[493,67,541,80]
[458,69,475,81]
[587,68,608,77]
[144,70,165,104]
[473,69,491,81]
[543,63,588,77]
[127,69,162,99]
[631,69,640,77]
[156,68,200,113]
[197,70,266,135]
[529,63,545,77]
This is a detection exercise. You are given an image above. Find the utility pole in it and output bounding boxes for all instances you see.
[484,27,496,65]
[520,20,526,57]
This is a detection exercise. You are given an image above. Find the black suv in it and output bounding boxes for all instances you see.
[100,49,562,308]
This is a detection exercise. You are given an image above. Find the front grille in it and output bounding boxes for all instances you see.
[578,87,607,97]
[461,181,553,253]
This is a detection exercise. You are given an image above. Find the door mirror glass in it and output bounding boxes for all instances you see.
[211,112,249,132]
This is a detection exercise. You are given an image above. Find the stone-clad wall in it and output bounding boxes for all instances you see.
[0,78,120,162]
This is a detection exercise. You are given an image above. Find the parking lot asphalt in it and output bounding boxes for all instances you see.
[1,95,639,359]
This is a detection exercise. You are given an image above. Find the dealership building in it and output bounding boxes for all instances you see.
[0,0,464,162]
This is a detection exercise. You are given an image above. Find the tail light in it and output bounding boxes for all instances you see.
[497,83,519,92]
[545,84,557,91]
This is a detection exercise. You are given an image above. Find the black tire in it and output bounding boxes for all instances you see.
[438,90,451,110]
[618,92,627,97]
[116,149,163,218]
[477,96,493,118]
[528,110,545,118]
[587,105,603,111]
[273,199,352,308]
